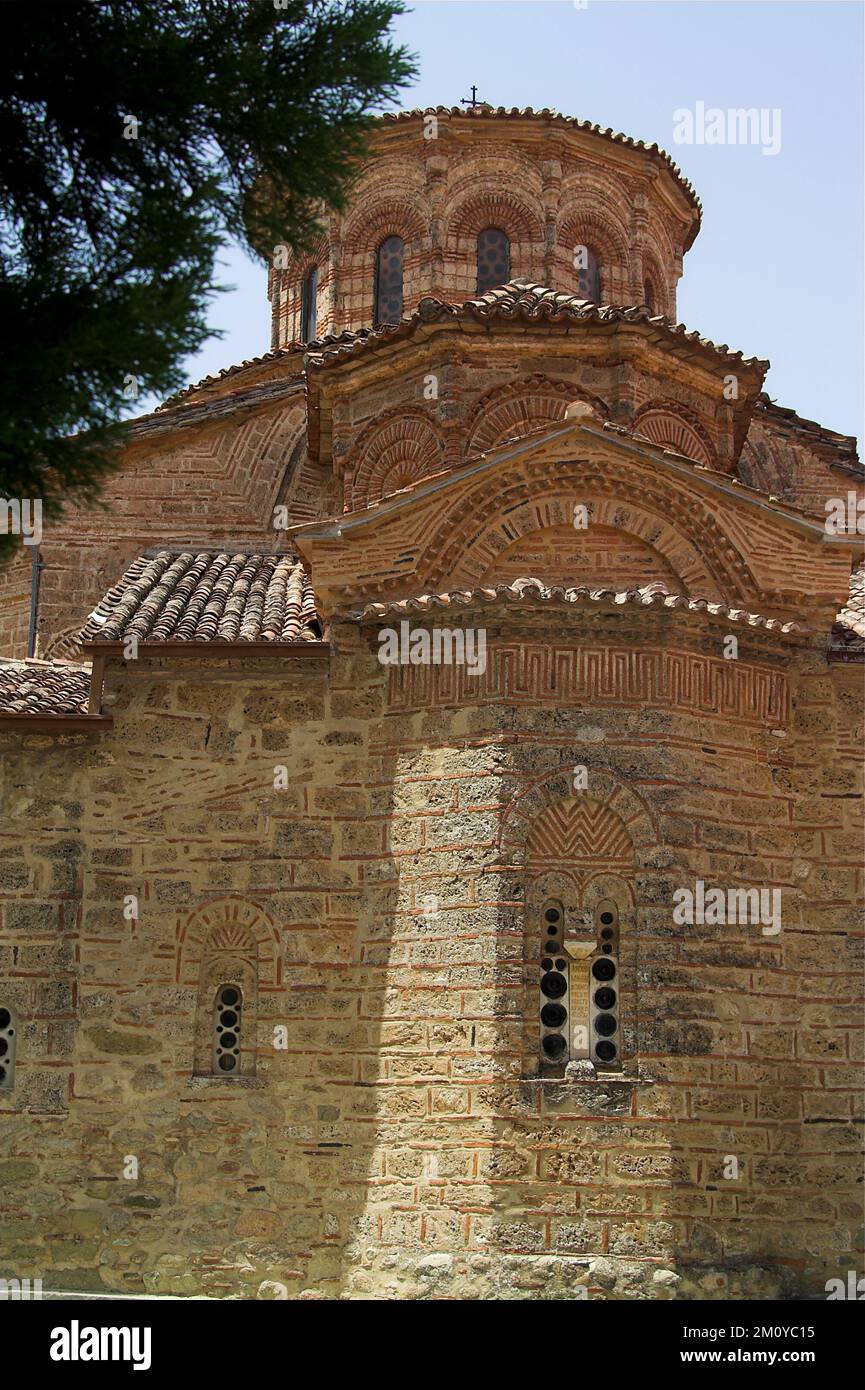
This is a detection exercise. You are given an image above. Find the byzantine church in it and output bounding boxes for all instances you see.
[0,105,861,1301]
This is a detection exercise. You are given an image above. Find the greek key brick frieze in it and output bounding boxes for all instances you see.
[386,643,790,724]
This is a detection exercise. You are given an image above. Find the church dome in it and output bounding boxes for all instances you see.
[268,105,702,345]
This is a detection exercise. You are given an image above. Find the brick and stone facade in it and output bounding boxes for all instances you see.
[1,106,862,1302]
[268,107,701,344]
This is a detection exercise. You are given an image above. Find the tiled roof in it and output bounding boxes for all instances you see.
[379,106,702,244]
[0,660,90,715]
[134,374,304,435]
[81,550,322,644]
[306,282,769,374]
[345,579,803,634]
[839,563,865,637]
[756,395,861,475]
[160,279,768,420]
[830,564,865,661]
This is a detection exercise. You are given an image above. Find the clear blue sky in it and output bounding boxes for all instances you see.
[177,0,863,442]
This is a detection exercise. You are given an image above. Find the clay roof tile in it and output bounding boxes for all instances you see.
[0,660,91,716]
[344,580,803,635]
[80,549,323,646]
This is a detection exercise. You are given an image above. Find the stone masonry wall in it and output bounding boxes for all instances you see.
[0,615,861,1300]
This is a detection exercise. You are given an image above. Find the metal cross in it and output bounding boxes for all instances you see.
[460,86,485,109]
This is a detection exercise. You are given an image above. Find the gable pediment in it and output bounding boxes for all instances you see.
[291,419,861,626]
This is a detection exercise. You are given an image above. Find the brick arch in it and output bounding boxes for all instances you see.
[557,207,629,269]
[640,248,670,316]
[631,401,716,468]
[338,195,431,332]
[270,234,330,344]
[39,625,84,662]
[447,191,543,246]
[442,172,545,294]
[737,422,795,500]
[272,431,335,524]
[425,473,747,601]
[555,195,631,303]
[177,896,281,988]
[645,211,677,274]
[500,768,656,861]
[444,148,544,209]
[513,781,649,1075]
[466,376,610,457]
[341,197,428,256]
[344,409,446,511]
[278,232,329,283]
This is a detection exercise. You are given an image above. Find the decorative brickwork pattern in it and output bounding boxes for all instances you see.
[344,410,446,510]
[631,401,716,468]
[467,376,608,457]
[476,524,678,590]
[526,797,634,869]
[385,642,791,726]
[268,109,700,342]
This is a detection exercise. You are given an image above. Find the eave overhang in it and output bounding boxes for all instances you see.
[0,714,113,731]
[343,579,809,646]
[81,640,330,660]
[302,284,769,468]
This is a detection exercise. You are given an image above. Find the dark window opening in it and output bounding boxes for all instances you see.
[213,984,242,1075]
[590,901,621,1069]
[578,248,602,303]
[374,235,404,326]
[476,227,511,294]
[301,266,318,342]
[0,1006,16,1090]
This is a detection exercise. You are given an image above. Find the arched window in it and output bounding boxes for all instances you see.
[643,279,656,313]
[590,900,621,1070]
[476,227,511,294]
[191,920,262,1078]
[374,235,404,326]
[213,984,243,1075]
[539,900,569,1065]
[576,246,602,303]
[301,266,318,341]
[537,898,622,1071]
[0,1005,17,1090]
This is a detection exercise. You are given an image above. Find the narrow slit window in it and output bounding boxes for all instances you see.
[577,247,602,303]
[374,235,404,326]
[476,227,511,294]
[643,279,656,312]
[301,266,318,342]
[590,901,620,1069]
[539,900,569,1065]
[0,1006,17,1090]
[213,984,242,1075]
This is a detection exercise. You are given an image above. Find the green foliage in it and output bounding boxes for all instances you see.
[0,0,415,558]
